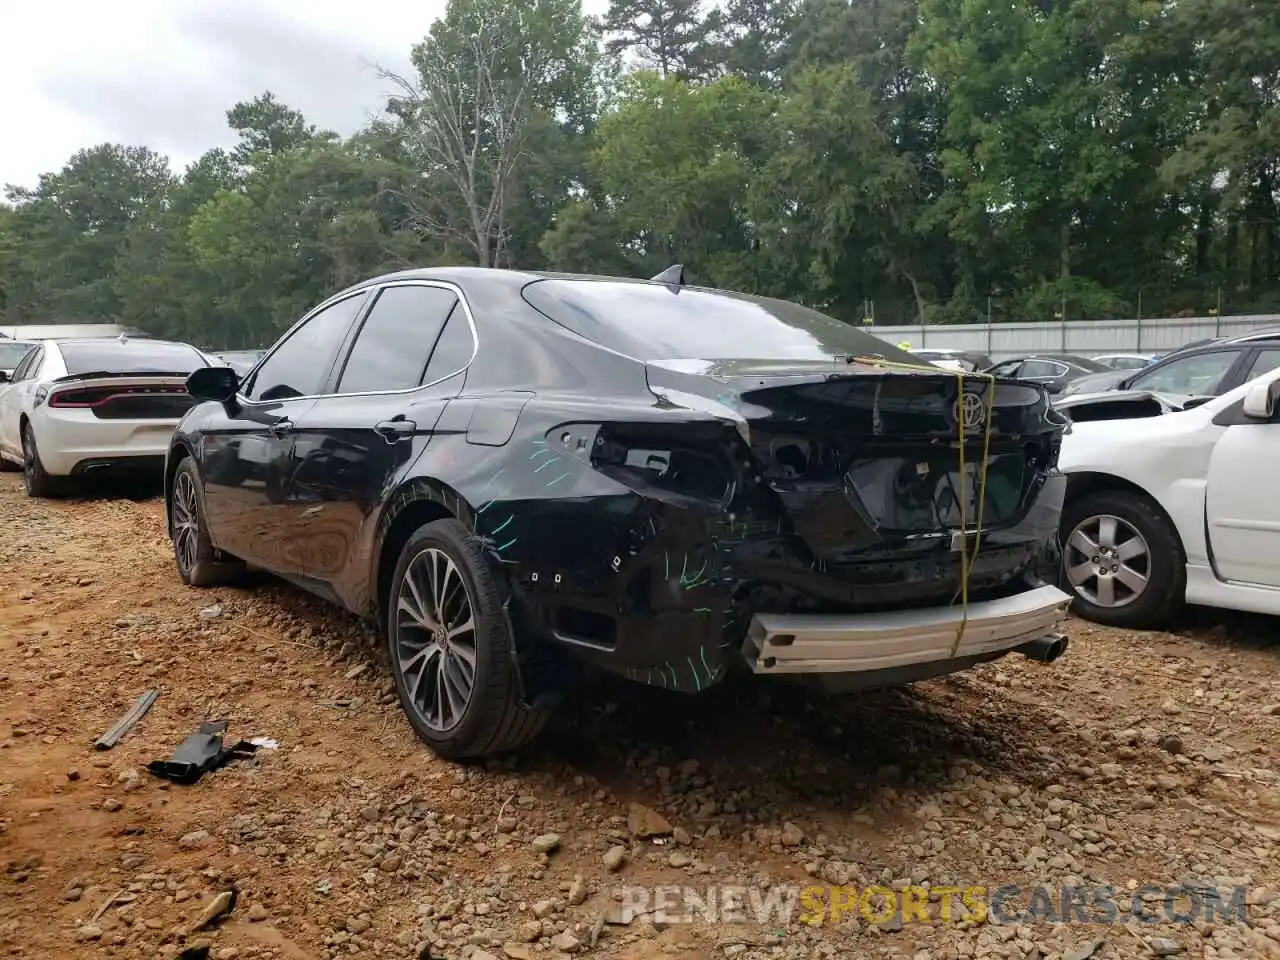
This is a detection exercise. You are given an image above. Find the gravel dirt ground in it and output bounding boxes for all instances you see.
[2,473,1280,960]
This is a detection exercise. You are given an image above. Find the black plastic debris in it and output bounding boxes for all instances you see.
[94,689,158,750]
[147,720,259,785]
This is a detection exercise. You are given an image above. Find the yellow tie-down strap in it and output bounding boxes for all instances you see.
[847,356,999,658]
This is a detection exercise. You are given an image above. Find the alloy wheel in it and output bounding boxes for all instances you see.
[1064,513,1151,608]
[394,547,478,733]
[21,430,36,494]
[172,471,200,575]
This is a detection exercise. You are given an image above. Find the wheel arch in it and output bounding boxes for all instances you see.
[1063,470,1187,559]
[372,477,477,632]
[164,439,197,537]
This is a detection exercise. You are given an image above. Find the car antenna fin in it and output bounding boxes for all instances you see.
[650,264,685,286]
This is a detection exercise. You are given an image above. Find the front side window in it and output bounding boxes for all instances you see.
[336,285,458,394]
[247,293,367,402]
[1132,350,1238,395]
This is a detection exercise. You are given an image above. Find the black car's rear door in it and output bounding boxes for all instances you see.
[201,291,369,573]
[284,281,477,591]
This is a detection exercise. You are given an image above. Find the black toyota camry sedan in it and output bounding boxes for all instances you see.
[167,266,1071,759]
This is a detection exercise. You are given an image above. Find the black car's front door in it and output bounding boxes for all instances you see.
[201,290,369,575]
[284,281,477,602]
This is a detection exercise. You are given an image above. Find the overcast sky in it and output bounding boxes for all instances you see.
[2,0,600,191]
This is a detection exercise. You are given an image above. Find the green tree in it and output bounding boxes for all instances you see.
[227,92,337,166]
[603,0,719,81]
[380,0,599,267]
[3,144,173,324]
[545,72,777,289]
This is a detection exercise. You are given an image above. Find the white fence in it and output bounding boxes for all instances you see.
[867,315,1280,361]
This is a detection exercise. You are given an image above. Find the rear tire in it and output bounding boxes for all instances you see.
[387,518,548,761]
[0,453,18,473]
[1060,489,1184,629]
[22,424,64,498]
[170,457,244,587]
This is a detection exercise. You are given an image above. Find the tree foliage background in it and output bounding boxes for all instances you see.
[2,0,1279,346]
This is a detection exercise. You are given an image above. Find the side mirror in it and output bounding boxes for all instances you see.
[0,370,10,384]
[187,366,239,403]
[1242,380,1280,420]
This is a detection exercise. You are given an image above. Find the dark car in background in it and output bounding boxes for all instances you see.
[1059,332,1280,399]
[984,354,1108,393]
[165,266,1071,760]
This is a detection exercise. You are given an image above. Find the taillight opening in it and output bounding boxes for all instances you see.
[588,424,735,503]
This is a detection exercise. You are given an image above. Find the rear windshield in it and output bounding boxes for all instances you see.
[0,342,34,367]
[60,341,207,376]
[521,279,914,364]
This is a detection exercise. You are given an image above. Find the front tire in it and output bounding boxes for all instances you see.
[1060,489,1184,629]
[22,424,64,498]
[170,458,244,587]
[387,518,548,761]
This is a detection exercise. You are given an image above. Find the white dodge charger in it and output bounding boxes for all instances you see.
[0,336,216,497]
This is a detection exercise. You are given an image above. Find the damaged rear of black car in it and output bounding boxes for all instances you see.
[167,266,1072,760]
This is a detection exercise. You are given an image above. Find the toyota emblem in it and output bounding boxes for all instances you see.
[956,392,987,430]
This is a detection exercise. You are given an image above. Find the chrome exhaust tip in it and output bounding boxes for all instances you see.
[1017,632,1068,663]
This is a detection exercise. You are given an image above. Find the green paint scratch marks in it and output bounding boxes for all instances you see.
[679,557,708,590]
[533,456,561,473]
[545,472,570,487]
[489,514,514,536]
[687,657,702,692]
[497,537,518,552]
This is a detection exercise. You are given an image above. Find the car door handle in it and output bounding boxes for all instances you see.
[269,419,295,437]
[375,418,417,442]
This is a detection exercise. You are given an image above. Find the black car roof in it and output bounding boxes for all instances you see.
[340,265,785,300]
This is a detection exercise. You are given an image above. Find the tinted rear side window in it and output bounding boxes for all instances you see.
[422,309,475,384]
[60,341,207,376]
[521,279,913,363]
[336,285,459,394]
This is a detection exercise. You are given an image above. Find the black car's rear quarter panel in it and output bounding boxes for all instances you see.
[375,381,1064,696]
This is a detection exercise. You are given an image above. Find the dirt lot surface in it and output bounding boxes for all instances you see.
[2,474,1280,960]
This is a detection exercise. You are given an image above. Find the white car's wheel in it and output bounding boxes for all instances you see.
[21,424,64,498]
[1061,490,1184,629]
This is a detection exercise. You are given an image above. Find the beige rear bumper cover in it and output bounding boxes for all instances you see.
[742,583,1071,675]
